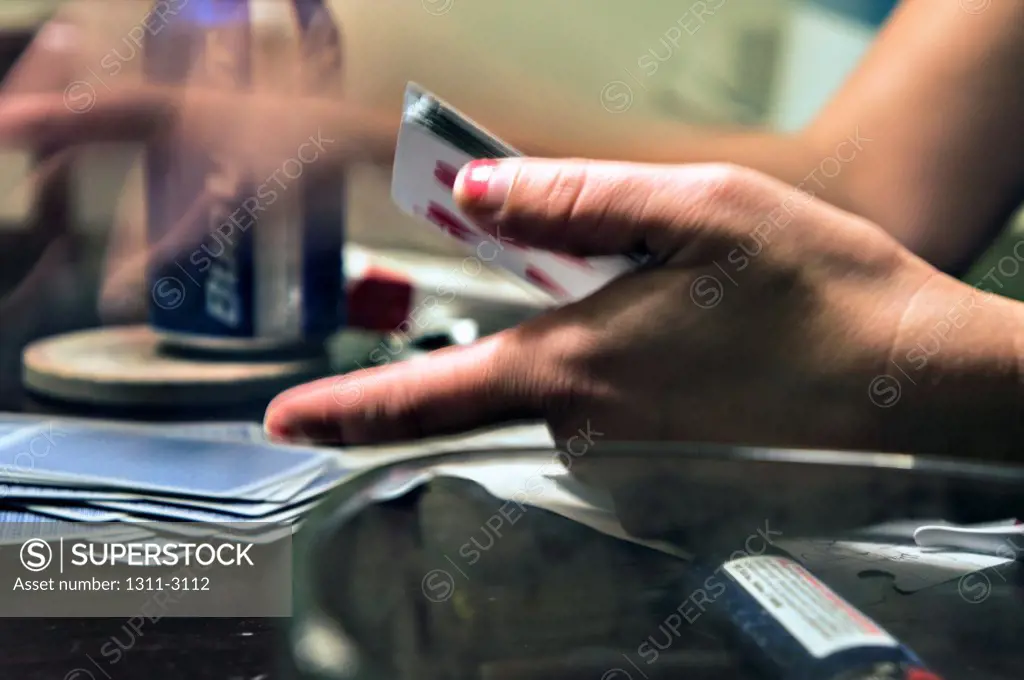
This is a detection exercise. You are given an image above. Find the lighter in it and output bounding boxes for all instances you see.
[694,554,943,680]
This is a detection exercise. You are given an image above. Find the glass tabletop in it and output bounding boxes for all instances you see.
[285,444,1024,680]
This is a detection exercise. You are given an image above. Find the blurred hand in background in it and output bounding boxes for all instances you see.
[0,1,399,326]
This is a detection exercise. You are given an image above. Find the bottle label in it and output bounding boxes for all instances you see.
[722,555,897,659]
[144,0,345,343]
[144,0,256,339]
[292,0,346,337]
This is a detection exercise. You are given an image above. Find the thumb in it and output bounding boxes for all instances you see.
[453,159,739,257]
[263,332,543,445]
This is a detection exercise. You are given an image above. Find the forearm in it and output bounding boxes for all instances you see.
[520,124,836,199]
[307,99,858,222]
[505,0,1024,273]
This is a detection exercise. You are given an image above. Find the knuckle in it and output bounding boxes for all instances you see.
[543,161,593,223]
[669,163,779,243]
[695,163,761,206]
[536,326,607,414]
[642,163,755,249]
[507,320,583,414]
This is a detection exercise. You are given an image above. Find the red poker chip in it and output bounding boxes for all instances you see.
[906,668,944,680]
[346,266,414,332]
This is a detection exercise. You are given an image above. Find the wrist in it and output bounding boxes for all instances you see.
[867,274,1024,460]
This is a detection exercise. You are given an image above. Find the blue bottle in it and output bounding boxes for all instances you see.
[144,0,345,352]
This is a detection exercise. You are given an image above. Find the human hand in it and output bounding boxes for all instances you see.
[265,159,1021,458]
[0,12,397,322]
[0,85,392,322]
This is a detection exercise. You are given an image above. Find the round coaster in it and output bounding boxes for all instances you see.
[22,326,331,408]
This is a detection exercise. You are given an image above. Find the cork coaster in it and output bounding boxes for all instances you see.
[22,325,331,408]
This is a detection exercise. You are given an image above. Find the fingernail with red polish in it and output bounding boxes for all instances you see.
[271,419,345,445]
[455,159,514,214]
[263,421,293,442]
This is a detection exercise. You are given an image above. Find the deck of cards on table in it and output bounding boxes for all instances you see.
[0,416,352,544]
[391,83,650,303]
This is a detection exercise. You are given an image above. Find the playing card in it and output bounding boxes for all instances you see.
[93,499,318,525]
[27,505,127,523]
[0,424,329,499]
[0,416,281,497]
[104,463,350,517]
[117,519,298,545]
[391,82,650,303]
[0,469,308,504]
[20,499,307,547]
[0,460,324,511]
[0,512,147,545]
[0,484,136,502]
[148,421,268,443]
[114,518,223,539]
[0,413,267,444]
[0,424,31,438]
[250,456,332,503]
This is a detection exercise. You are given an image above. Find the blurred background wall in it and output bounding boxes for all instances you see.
[0,0,897,257]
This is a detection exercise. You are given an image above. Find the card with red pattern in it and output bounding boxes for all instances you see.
[391,83,648,303]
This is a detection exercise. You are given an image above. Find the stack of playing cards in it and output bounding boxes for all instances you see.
[0,415,352,543]
[391,83,650,303]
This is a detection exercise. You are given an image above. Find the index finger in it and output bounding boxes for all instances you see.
[453,159,756,260]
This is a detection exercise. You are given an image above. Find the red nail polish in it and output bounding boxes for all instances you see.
[275,419,345,445]
[265,421,296,441]
[457,159,517,214]
[458,159,499,203]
